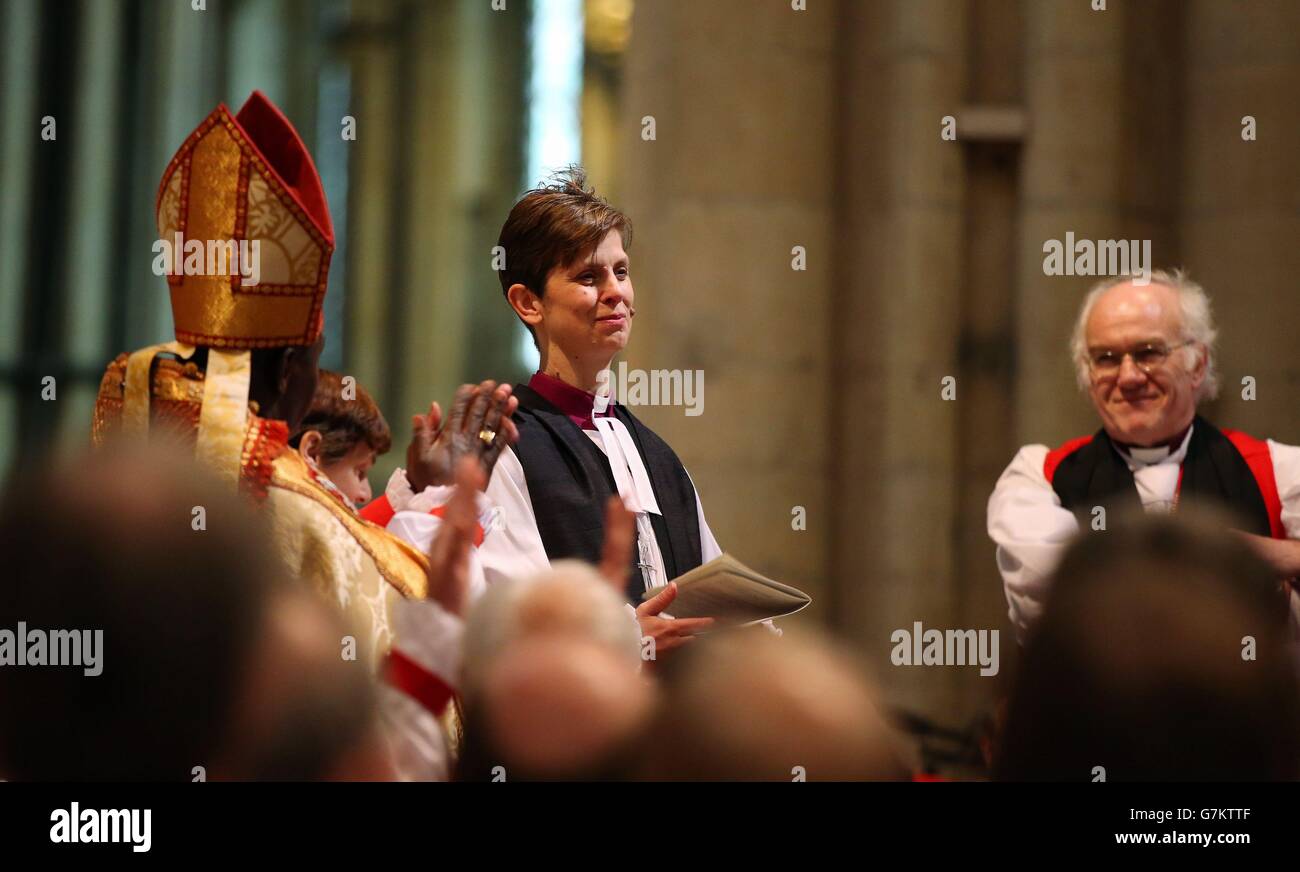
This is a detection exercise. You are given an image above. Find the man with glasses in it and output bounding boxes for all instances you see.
[987,270,1300,639]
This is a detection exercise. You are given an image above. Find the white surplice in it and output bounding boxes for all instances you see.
[987,424,1300,641]
[382,403,723,599]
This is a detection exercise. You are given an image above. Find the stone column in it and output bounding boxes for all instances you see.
[1014,0,1127,445]
[829,0,969,718]
[618,0,839,621]
[1181,0,1300,441]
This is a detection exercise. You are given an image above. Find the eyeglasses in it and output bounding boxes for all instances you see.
[1087,340,1194,379]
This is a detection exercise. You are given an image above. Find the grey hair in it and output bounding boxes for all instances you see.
[1069,268,1219,402]
[459,560,642,698]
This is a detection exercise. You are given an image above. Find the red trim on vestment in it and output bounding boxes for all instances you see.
[384,649,454,717]
[1043,435,1094,483]
[1042,428,1284,539]
[428,504,486,548]
[360,494,395,527]
[1222,430,1286,539]
[360,495,486,547]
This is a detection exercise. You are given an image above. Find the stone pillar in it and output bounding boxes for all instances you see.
[829,0,969,718]
[341,0,401,407]
[1181,0,1300,442]
[953,0,1024,718]
[618,0,839,620]
[345,0,526,490]
[1014,0,1127,446]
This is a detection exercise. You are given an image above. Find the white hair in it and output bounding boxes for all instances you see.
[1069,268,1219,402]
[460,560,642,698]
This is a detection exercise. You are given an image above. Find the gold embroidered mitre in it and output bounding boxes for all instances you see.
[157,89,334,348]
[94,91,333,491]
[93,92,428,613]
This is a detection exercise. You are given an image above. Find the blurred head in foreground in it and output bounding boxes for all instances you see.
[459,559,643,698]
[995,508,1299,781]
[456,635,654,781]
[0,447,385,780]
[638,629,913,781]
[454,560,647,781]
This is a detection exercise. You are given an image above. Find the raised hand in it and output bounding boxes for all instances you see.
[462,381,520,476]
[425,457,485,617]
[597,495,637,590]
[406,381,520,491]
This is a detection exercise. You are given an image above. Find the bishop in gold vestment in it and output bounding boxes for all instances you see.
[92,91,427,668]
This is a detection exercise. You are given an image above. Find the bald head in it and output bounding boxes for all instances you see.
[460,560,642,698]
[457,636,654,781]
[219,586,388,780]
[640,630,912,781]
[1087,281,1184,344]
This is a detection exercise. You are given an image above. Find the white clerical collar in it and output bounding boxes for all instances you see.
[1120,425,1194,468]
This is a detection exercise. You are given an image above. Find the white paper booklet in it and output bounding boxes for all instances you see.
[641,553,812,626]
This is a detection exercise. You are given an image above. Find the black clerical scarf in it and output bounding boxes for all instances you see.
[1047,415,1278,537]
[511,384,703,602]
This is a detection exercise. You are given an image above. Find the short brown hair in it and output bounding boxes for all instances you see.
[289,369,391,462]
[496,166,631,338]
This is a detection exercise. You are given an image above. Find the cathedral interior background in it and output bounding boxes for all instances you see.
[2,0,1298,754]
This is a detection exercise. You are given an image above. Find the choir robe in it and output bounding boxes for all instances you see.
[987,417,1300,640]
[377,593,465,781]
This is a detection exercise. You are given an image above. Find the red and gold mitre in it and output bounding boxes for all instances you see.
[93,91,333,495]
[157,89,334,348]
[93,93,430,598]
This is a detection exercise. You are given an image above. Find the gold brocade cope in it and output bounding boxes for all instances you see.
[117,342,250,488]
[123,341,193,436]
[92,350,286,502]
[441,697,464,761]
[269,450,430,599]
[195,349,252,487]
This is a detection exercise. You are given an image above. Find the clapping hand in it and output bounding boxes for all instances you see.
[406,381,519,492]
